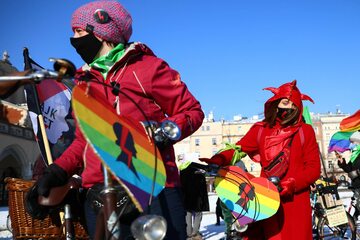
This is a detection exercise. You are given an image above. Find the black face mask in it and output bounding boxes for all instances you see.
[70,33,102,65]
[277,107,294,120]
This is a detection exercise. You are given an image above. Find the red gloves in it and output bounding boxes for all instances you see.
[280,178,296,198]
[199,150,234,166]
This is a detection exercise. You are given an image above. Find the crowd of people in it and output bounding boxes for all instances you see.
[1,1,359,240]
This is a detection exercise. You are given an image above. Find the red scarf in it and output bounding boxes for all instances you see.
[263,122,300,164]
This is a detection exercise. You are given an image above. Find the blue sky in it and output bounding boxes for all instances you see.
[1,0,359,120]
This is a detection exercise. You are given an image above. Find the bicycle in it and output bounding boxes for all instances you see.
[345,186,360,239]
[2,59,180,240]
[311,181,357,239]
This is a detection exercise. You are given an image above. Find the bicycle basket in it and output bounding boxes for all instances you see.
[5,177,89,239]
[317,185,342,209]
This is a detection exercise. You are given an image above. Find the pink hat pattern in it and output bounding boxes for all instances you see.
[71,0,132,44]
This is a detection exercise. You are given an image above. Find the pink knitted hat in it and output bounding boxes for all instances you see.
[71,1,132,44]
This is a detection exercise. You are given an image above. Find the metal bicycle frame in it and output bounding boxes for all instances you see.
[93,166,121,240]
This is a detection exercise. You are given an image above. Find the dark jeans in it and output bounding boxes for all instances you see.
[84,187,187,240]
[84,191,134,240]
[146,187,187,240]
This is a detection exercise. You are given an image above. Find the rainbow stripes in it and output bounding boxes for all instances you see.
[328,131,354,153]
[340,110,360,132]
[72,85,166,211]
[215,166,280,225]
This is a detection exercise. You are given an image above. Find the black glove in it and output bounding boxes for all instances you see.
[37,164,68,197]
[25,184,49,219]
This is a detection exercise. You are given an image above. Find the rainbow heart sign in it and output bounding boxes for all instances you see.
[72,84,166,212]
[215,166,280,225]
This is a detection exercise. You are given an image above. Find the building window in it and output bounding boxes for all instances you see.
[238,126,241,131]
[212,149,218,155]
[314,127,318,134]
[212,138,217,145]
[201,126,205,131]
[195,138,200,146]
[328,161,333,169]
[206,126,210,131]
[326,133,331,140]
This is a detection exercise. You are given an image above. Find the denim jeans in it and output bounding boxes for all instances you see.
[83,191,134,240]
[147,187,187,240]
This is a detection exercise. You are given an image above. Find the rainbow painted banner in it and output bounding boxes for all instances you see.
[215,166,280,225]
[72,84,166,212]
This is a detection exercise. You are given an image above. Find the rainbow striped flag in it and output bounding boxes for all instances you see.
[340,110,360,132]
[72,84,166,212]
[328,131,354,153]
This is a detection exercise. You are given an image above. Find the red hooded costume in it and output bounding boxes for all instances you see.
[205,80,320,239]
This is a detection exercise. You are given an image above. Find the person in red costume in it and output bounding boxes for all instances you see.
[201,80,320,240]
[31,1,204,239]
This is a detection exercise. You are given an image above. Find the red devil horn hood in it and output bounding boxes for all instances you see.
[263,87,279,95]
[264,80,314,121]
[301,93,314,103]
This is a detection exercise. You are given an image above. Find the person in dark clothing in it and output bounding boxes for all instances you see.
[215,198,223,225]
[336,152,360,188]
[336,131,360,187]
[336,131,360,219]
[180,162,210,240]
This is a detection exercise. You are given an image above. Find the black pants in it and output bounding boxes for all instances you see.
[83,187,187,240]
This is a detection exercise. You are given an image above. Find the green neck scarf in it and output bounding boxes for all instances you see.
[218,143,247,165]
[350,145,360,163]
[90,43,126,79]
[178,160,192,171]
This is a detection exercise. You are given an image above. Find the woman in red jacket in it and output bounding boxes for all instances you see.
[33,1,204,239]
[202,80,320,239]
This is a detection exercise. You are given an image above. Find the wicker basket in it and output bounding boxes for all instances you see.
[5,177,89,239]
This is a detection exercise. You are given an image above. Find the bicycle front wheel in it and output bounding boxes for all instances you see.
[317,211,356,240]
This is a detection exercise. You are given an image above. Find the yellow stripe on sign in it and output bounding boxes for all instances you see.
[73,100,117,141]
[256,193,280,210]
[134,145,166,175]
[215,181,240,202]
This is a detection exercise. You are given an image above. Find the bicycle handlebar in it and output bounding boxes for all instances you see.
[0,58,75,84]
[0,69,73,83]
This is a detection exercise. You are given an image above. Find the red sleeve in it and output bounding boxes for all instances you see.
[150,60,204,140]
[201,149,235,166]
[54,125,85,176]
[293,124,321,192]
[237,123,263,162]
